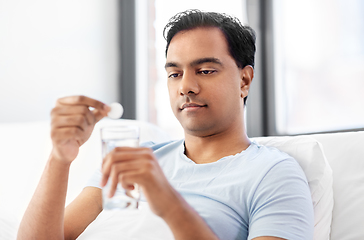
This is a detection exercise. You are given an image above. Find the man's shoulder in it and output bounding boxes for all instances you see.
[141,139,183,152]
[245,141,305,179]
[248,141,294,163]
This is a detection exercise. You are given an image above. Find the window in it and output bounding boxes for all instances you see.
[273,0,364,134]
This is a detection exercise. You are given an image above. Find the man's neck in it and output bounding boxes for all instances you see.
[183,125,251,164]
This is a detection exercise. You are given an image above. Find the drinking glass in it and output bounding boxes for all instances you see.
[100,125,140,210]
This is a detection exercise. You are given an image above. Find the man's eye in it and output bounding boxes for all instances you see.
[168,73,180,78]
[199,70,215,75]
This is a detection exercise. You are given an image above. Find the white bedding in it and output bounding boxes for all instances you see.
[77,202,174,240]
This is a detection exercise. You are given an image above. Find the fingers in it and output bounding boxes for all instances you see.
[107,164,141,198]
[101,147,151,186]
[51,105,94,125]
[51,107,94,129]
[57,95,107,110]
[101,148,156,197]
[51,105,95,147]
[56,95,110,123]
[52,115,87,132]
[50,96,110,162]
[92,108,107,123]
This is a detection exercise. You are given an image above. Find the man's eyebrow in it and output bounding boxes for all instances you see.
[164,58,223,69]
[164,62,179,69]
[190,57,223,67]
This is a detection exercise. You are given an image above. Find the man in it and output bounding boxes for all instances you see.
[18,10,314,240]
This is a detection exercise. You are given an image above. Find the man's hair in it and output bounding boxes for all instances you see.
[163,9,256,104]
[163,9,256,69]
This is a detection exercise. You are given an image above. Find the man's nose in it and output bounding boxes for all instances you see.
[179,72,200,96]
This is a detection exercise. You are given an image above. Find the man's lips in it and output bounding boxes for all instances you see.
[180,103,207,111]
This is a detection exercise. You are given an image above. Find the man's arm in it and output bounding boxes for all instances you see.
[64,187,103,240]
[17,96,109,240]
[17,155,71,240]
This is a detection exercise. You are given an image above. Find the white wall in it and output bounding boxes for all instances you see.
[0,0,119,123]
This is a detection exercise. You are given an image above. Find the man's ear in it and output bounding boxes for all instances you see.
[240,65,254,99]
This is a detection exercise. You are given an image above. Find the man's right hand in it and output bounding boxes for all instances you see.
[50,95,110,163]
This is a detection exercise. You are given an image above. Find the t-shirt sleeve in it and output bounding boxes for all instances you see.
[85,167,103,189]
[248,158,314,240]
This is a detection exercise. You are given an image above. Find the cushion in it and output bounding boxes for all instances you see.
[253,135,333,240]
[311,131,364,240]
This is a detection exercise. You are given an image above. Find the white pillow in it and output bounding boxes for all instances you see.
[312,131,364,240]
[253,135,333,240]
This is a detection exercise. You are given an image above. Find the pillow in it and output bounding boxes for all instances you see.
[253,135,333,240]
[311,131,364,240]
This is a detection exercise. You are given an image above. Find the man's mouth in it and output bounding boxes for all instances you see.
[180,103,207,111]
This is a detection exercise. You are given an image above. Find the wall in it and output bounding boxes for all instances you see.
[0,0,119,123]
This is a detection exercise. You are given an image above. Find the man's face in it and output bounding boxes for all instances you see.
[165,27,248,137]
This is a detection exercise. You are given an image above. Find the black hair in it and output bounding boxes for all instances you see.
[163,9,256,69]
[163,9,256,104]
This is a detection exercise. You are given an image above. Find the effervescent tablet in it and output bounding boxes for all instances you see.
[107,102,124,119]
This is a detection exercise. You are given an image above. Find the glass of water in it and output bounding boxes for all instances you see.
[100,125,140,210]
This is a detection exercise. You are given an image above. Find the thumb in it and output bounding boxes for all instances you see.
[93,104,111,123]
